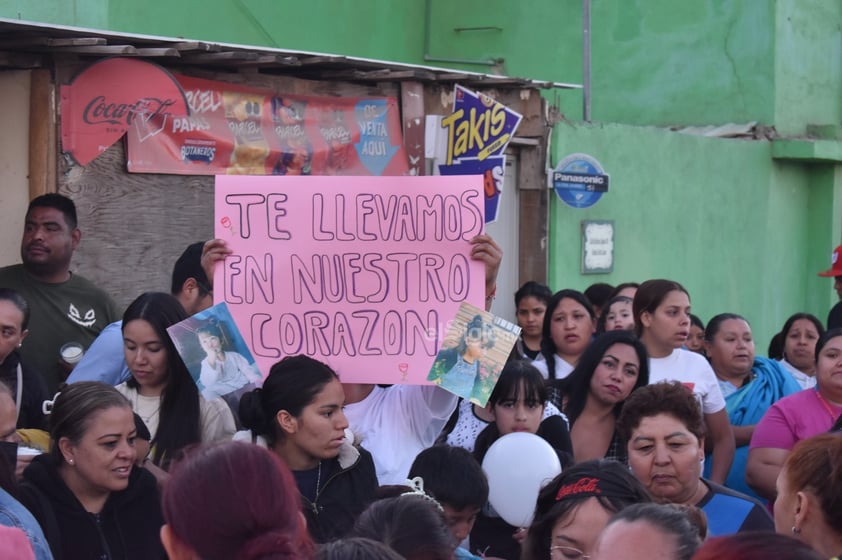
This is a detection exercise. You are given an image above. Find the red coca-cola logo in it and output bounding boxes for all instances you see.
[555,477,601,501]
[81,96,177,126]
[61,58,190,166]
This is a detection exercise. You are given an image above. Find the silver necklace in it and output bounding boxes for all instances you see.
[315,461,322,496]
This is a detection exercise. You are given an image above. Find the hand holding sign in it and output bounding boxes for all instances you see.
[214,175,487,384]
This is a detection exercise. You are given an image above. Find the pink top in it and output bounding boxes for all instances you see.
[750,388,842,450]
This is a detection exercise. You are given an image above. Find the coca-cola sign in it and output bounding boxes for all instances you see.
[61,58,190,166]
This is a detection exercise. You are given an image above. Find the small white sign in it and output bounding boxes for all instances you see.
[582,220,614,274]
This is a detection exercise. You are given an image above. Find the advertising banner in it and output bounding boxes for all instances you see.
[60,58,190,166]
[438,85,522,223]
[127,75,409,176]
[214,175,486,384]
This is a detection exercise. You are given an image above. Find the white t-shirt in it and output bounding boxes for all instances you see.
[531,354,575,380]
[778,358,817,390]
[445,398,568,452]
[343,384,458,485]
[648,349,726,414]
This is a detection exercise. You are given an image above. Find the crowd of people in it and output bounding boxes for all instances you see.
[0,193,840,559]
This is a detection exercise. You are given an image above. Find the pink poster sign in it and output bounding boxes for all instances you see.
[214,175,486,384]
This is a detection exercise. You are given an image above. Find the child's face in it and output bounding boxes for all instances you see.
[604,301,634,332]
[493,383,544,436]
[686,324,706,354]
[198,332,222,354]
[442,503,481,543]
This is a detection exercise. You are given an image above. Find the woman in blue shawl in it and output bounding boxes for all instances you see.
[703,313,801,499]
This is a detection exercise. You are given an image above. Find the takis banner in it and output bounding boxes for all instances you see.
[438,85,522,223]
[126,74,409,176]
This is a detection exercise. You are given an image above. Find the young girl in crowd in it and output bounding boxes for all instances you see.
[238,355,378,543]
[703,313,801,499]
[161,441,315,560]
[116,292,235,469]
[686,314,706,355]
[470,360,573,560]
[534,289,596,381]
[18,382,165,560]
[774,312,824,389]
[522,460,651,560]
[514,281,552,360]
[632,279,735,485]
[597,295,635,334]
[553,330,649,463]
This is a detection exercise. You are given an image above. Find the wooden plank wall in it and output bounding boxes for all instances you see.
[59,141,214,311]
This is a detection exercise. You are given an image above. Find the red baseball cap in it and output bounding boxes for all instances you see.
[818,244,842,277]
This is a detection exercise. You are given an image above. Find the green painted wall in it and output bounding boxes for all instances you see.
[773,0,842,135]
[3,0,840,132]
[0,0,108,28]
[587,0,775,127]
[547,122,827,349]
[0,0,426,62]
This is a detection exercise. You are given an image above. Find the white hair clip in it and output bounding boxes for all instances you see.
[42,392,61,415]
[400,476,444,512]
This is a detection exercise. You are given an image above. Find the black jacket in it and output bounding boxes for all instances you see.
[0,351,48,430]
[17,454,165,560]
[300,442,378,543]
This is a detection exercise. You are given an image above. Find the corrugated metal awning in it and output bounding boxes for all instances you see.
[0,18,581,90]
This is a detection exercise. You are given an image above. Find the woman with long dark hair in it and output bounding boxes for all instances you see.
[514,281,553,360]
[773,312,825,389]
[554,330,649,463]
[534,289,596,381]
[116,292,235,469]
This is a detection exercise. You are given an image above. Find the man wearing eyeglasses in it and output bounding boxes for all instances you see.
[67,240,222,385]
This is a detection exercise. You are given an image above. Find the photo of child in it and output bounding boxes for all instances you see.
[167,302,263,425]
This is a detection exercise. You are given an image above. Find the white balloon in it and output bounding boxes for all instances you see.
[482,432,562,527]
